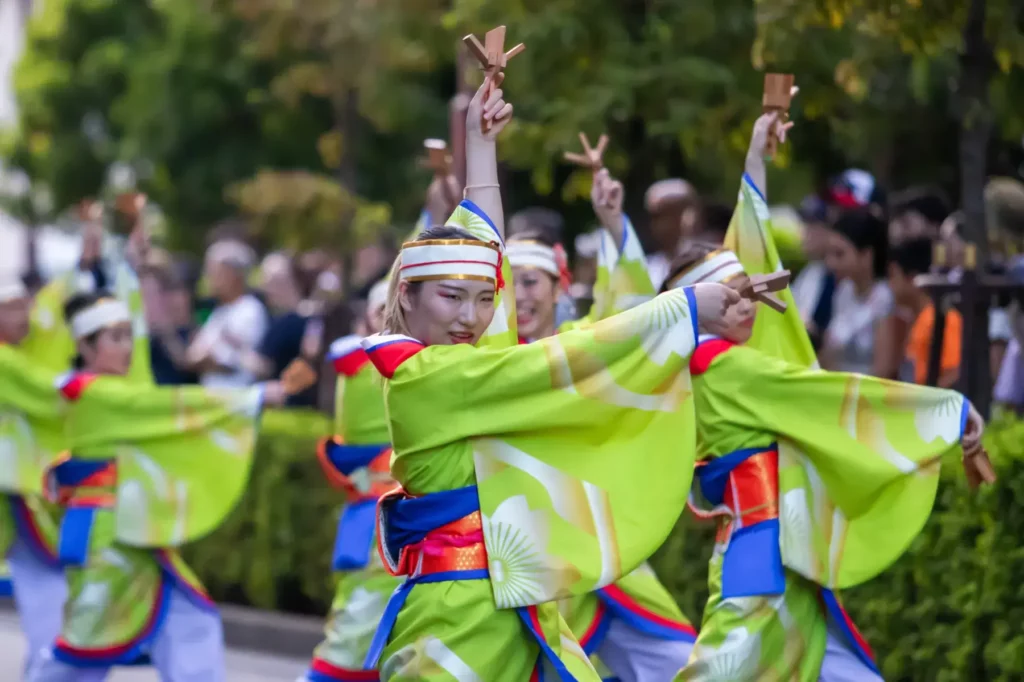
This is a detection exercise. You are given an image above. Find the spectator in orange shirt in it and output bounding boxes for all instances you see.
[888,238,962,387]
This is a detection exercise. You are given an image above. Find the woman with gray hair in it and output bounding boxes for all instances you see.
[185,240,268,388]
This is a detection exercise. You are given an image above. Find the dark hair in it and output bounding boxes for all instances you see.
[508,207,564,243]
[509,228,558,248]
[63,290,111,369]
[890,187,950,226]
[383,225,481,335]
[889,238,933,278]
[830,208,889,279]
[696,202,734,243]
[660,241,721,293]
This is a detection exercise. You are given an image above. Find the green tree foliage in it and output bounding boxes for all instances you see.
[5,0,1024,252]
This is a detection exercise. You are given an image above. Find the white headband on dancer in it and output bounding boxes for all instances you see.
[0,280,27,303]
[71,299,131,340]
[399,239,501,285]
[506,240,559,278]
[666,249,745,289]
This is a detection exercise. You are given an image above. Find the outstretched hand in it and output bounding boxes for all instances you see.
[591,169,625,242]
[961,403,996,488]
[748,112,794,160]
[467,74,513,141]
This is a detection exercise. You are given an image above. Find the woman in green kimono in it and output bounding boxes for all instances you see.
[299,277,403,682]
[28,290,277,682]
[666,113,994,681]
[506,170,697,681]
[357,73,741,681]
[0,278,67,677]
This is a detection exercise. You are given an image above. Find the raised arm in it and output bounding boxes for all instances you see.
[743,111,793,200]
[464,76,513,241]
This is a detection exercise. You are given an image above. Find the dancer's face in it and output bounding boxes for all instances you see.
[400,279,496,346]
[513,267,557,340]
[701,275,756,344]
[79,321,134,376]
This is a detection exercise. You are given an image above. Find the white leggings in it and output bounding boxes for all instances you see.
[27,587,225,682]
[818,623,885,682]
[9,535,68,678]
[595,617,694,682]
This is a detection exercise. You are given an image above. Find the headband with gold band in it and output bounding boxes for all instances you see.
[70,299,131,340]
[506,240,558,278]
[399,239,502,285]
[666,249,745,290]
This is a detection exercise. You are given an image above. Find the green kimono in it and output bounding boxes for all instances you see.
[46,372,262,665]
[305,336,404,680]
[0,343,65,572]
[365,280,702,681]
[677,174,966,680]
[5,260,153,578]
[554,216,697,671]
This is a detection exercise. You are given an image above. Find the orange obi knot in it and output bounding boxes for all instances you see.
[401,512,488,576]
[45,456,118,509]
[317,436,397,503]
[376,486,489,578]
[691,446,779,544]
[724,449,779,529]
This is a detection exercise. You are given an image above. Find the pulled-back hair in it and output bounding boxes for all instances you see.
[830,208,889,279]
[660,241,721,293]
[383,225,481,336]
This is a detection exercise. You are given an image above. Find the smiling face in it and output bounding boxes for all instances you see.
[78,321,134,376]
[0,296,30,345]
[513,267,558,340]
[400,279,496,346]
[824,231,871,283]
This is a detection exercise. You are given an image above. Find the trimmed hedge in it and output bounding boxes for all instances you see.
[190,408,1024,680]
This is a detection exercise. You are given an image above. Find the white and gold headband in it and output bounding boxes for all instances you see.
[666,249,745,290]
[0,280,27,303]
[399,239,501,285]
[506,240,559,278]
[70,299,130,340]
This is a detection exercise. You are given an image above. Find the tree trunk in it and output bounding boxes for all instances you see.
[958,0,993,257]
[956,0,995,417]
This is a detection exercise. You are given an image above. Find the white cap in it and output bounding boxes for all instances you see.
[207,240,256,271]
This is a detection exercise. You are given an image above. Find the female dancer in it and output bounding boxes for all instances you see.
[299,276,403,682]
[28,290,279,681]
[0,278,67,677]
[669,113,994,681]
[358,74,740,681]
[506,173,697,680]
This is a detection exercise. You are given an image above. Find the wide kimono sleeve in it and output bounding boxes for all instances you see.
[61,375,264,548]
[724,173,817,368]
[698,342,967,590]
[369,286,701,608]
[0,345,65,496]
[559,214,655,332]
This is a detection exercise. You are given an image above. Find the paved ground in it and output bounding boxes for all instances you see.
[0,609,308,681]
